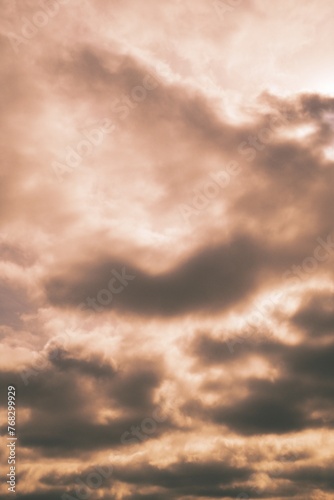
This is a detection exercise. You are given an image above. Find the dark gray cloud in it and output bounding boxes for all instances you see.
[211,381,309,435]
[188,331,334,435]
[0,356,170,457]
[292,291,334,337]
[48,348,116,378]
[191,332,285,365]
[41,459,253,499]
[280,466,334,492]
[114,460,251,489]
[106,361,162,410]
[45,233,270,316]
[44,230,330,318]
[0,493,67,500]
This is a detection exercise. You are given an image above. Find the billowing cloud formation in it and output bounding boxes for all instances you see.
[1,0,334,499]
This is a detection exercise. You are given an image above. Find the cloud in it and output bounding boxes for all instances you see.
[48,348,116,378]
[44,233,269,316]
[0,355,170,457]
[281,466,334,492]
[188,329,334,435]
[40,459,253,499]
[2,0,334,498]
[44,228,331,318]
[0,282,33,328]
[292,291,334,337]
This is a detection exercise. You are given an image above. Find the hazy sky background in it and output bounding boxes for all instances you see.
[1,0,334,499]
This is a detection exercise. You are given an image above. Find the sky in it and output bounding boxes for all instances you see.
[1,0,334,498]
